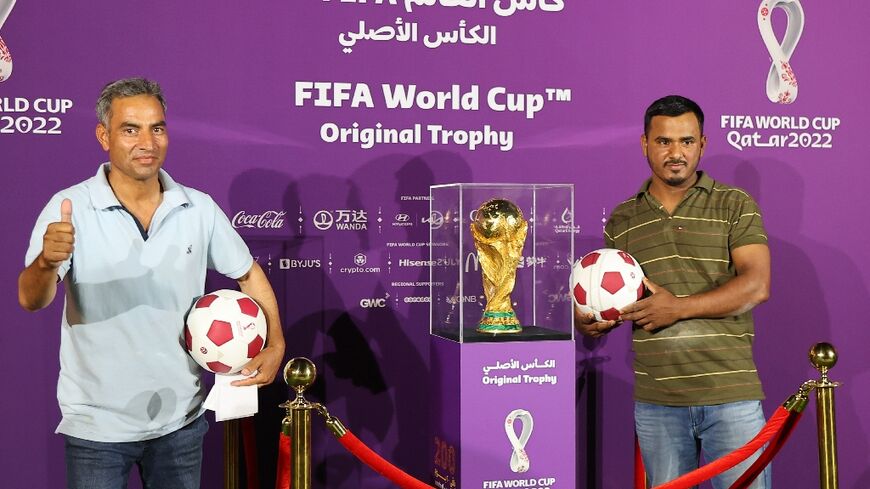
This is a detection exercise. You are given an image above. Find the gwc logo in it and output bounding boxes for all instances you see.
[0,0,16,82]
[360,293,389,308]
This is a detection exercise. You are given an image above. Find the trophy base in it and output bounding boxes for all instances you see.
[476,324,522,334]
[439,325,572,343]
[476,311,521,334]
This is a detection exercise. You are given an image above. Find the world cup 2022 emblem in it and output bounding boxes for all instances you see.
[0,0,15,82]
[471,199,528,334]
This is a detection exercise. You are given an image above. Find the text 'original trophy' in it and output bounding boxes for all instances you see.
[470,199,528,334]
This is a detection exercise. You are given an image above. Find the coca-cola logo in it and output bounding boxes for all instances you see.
[232,210,286,229]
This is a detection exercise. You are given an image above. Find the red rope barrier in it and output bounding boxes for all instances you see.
[728,410,802,489]
[649,406,793,489]
[634,435,646,489]
[337,430,435,489]
[275,432,291,489]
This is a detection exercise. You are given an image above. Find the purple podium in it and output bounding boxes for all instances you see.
[429,184,576,489]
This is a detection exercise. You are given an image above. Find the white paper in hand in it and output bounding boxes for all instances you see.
[203,373,259,421]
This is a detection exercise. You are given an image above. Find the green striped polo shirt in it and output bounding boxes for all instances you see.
[604,171,768,406]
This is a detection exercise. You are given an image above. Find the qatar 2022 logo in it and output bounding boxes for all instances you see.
[0,0,15,82]
[758,0,804,104]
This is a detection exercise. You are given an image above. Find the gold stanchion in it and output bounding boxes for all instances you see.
[809,342,841,489]
[280,358,318,489]
[224,418,240,489]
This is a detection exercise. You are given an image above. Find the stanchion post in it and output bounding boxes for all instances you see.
[280,358,318,489]
[809,342,840,489]
[224,418,240,489]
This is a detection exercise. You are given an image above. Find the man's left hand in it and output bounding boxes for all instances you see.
[230,344,285,387]
[619,278,683,332]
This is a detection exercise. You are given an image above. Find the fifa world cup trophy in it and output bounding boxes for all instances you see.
[471,199,528,334]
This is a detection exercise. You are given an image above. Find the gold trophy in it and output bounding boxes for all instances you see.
[470,199,528,334]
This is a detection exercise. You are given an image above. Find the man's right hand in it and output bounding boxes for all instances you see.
[573,306,619,338]
[40,199,75,270]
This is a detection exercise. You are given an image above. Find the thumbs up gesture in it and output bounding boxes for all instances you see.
[40,199,75,270]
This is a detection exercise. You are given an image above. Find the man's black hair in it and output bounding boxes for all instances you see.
[644,95,704,135]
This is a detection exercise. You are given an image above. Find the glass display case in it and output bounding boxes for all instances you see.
[429,183,574,342]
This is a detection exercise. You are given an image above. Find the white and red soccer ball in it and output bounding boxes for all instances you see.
[184,289,267,374]
[571,248,645,322]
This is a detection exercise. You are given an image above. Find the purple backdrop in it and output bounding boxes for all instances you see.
[3,1,869,488]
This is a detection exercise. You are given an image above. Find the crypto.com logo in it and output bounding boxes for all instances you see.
[0,0,16,83]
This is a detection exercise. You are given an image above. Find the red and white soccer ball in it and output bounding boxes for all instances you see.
[571,248,645,322]
[184,289,267,374]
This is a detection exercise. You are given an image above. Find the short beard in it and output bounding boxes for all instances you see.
[647,156,692,187]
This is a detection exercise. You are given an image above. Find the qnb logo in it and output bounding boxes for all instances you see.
[232,210,286,229]
[758,0,804,104]
[0,0,16,82]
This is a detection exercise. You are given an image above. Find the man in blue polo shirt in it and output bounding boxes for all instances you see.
[18,77,286,489]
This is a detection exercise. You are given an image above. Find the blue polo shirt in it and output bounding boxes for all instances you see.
[25,163,253,442]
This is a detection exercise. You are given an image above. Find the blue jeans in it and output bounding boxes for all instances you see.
[64,415,208,489]
[635,401,771,489]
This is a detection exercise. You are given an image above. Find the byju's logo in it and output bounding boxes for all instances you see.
[758,0,804,104]
[0,0,16,82]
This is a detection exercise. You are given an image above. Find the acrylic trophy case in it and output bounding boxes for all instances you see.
[428,184,575,489]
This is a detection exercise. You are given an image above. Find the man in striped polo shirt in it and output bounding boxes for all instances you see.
[576,95,772,488]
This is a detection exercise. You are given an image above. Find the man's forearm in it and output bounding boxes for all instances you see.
[18,255,60,311]
[678,273,770,320]
[237,262,285,350]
